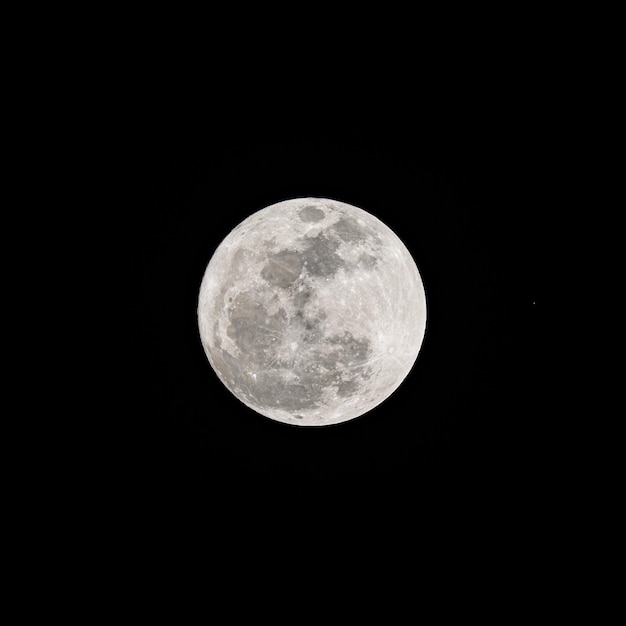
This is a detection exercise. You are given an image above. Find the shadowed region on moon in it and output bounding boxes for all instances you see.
[198,197,427,426]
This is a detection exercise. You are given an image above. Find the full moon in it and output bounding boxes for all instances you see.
[197,198,427,426]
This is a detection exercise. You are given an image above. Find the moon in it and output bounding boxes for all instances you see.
[197,198,427,426]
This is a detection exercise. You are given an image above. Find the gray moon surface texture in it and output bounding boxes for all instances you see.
[197,198,427,426]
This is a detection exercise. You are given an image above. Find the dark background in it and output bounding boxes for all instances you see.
[65,15,585,609]
[120,80,553,527]
[29,12,585,609]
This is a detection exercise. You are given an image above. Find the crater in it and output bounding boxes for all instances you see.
[298,206,325,223]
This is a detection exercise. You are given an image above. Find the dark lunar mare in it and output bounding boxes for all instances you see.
[330,217,368,243]
[211,218,381,413]
[260,249,303,288]
[215,289,373,412]
[298,206,325,223]
[299,233,345,278]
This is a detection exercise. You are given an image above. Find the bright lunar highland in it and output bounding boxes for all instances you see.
[197,198,427,426]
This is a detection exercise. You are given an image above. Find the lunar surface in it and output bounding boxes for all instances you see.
[197,198,427,426]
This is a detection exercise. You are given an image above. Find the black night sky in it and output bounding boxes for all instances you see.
[121,80,552,528]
